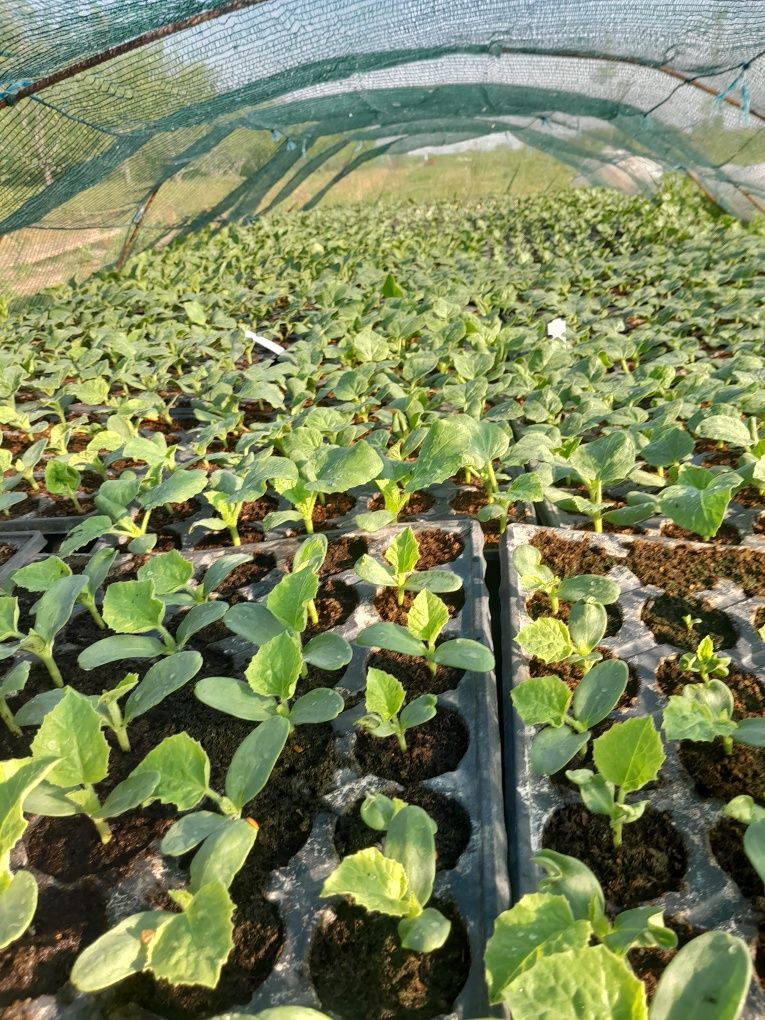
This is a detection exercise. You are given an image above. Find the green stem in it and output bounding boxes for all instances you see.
[307,599,319,626]
[485,460,498,495]
[229,525,241,547]
[71,493,83,513]
[0,698,21,737]
[114,725,131,753]
[612,788,626,848]
[591,479,603,533]
[723,735,734,755]
[395,727,407,753]
[83,597,106,629]
[158,624,176,651]
[37,650,64,688]
[549,593,560,615]
[397,586,405,608]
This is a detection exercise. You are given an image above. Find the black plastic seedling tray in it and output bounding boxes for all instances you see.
[500,523,765,1018]
[8,520,508,1019]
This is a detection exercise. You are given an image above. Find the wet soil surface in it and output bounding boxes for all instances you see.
[542,804,687,909]
[365,649,464,698]
[286,535,368,577]
[678,739,765,801]
[710,816,765,900]
[305,579,359,636]
[661,521,741,546]
[354,709,469,783]
[641,593,738,651]
[0,882,107,1008]
[310,899,470,1020]
[413,530,464,568]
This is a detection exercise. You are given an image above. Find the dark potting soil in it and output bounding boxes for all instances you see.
[286,535,368,577]
[150,499,202,529]
[733,486,765,509]
[755,514,765,537]
[529,531,614,577]
[678,740,765,801]
[449,486,490,515]
[526,590,623,638]
[542,804,687,909]
[413,529,464,568]
[366,648,464,698]
[0,543,16,565]
[354,708,469,783]
[656,657,765,717]
[333,786,472,870]
[641,594,738,652]
[211,554,277,599]
[625,540,765,597]
[448,488,528,545]
[0,881,107,1008]
[373,586,465,626]
[121,859,284,1020]
[62,608,113,648]
[709,816,765,900]
[42,495,96,518]
[312,492,356,527]
[369,490,435,516]
[309,899,470,1020]
[24,807,173,883]
[304,579,359,636]
[661,522,742,546]
[628,917,702,1001]
[528,650,640,709]
[294,660,348,697]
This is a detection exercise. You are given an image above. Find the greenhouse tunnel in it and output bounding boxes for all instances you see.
[3,2,765,1018]
[1,0,764,298]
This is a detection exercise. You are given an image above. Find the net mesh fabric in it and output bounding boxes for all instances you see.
[1,0,764,297]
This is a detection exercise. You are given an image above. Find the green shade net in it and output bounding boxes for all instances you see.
[1,0,764,298]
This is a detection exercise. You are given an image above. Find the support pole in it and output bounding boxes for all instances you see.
[114,182,162,271]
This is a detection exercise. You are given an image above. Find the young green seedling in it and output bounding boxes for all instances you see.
[0,757,59,950]
[511,660,629,774]
[0,575,87,687]
[224,565,352,673]
[0,661,30,736]
[27,688,161,843]
[264,438,383,534]
[723,796,765,886]
[485,848,677,1006]
[512,543,620,614]
[356,588,494,677]
[2,437,47,492]
[195,630,344,732]
[192,455,295,546]
[680,634,730,684]
[135,548,253,607]
[485,847,751,1019]
[550,432,637,533]
[44,459,84,512]
[515,600,608,675]
[681,612,701,634]
[320,795,450,952]
[566,716,665,848]
[76,577,228,668]
[11,547,117,630]
[357,667,436,753]
[17,651,203,753]
[662,680,765,755]
[477,470,548,537]
[354,527,461,608]
[60,463,208,555]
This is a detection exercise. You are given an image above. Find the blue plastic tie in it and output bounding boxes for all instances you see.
[0,79,33,104]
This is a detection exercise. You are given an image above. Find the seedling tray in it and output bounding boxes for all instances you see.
[9,520,508,1019]
[500,523,765,1017]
